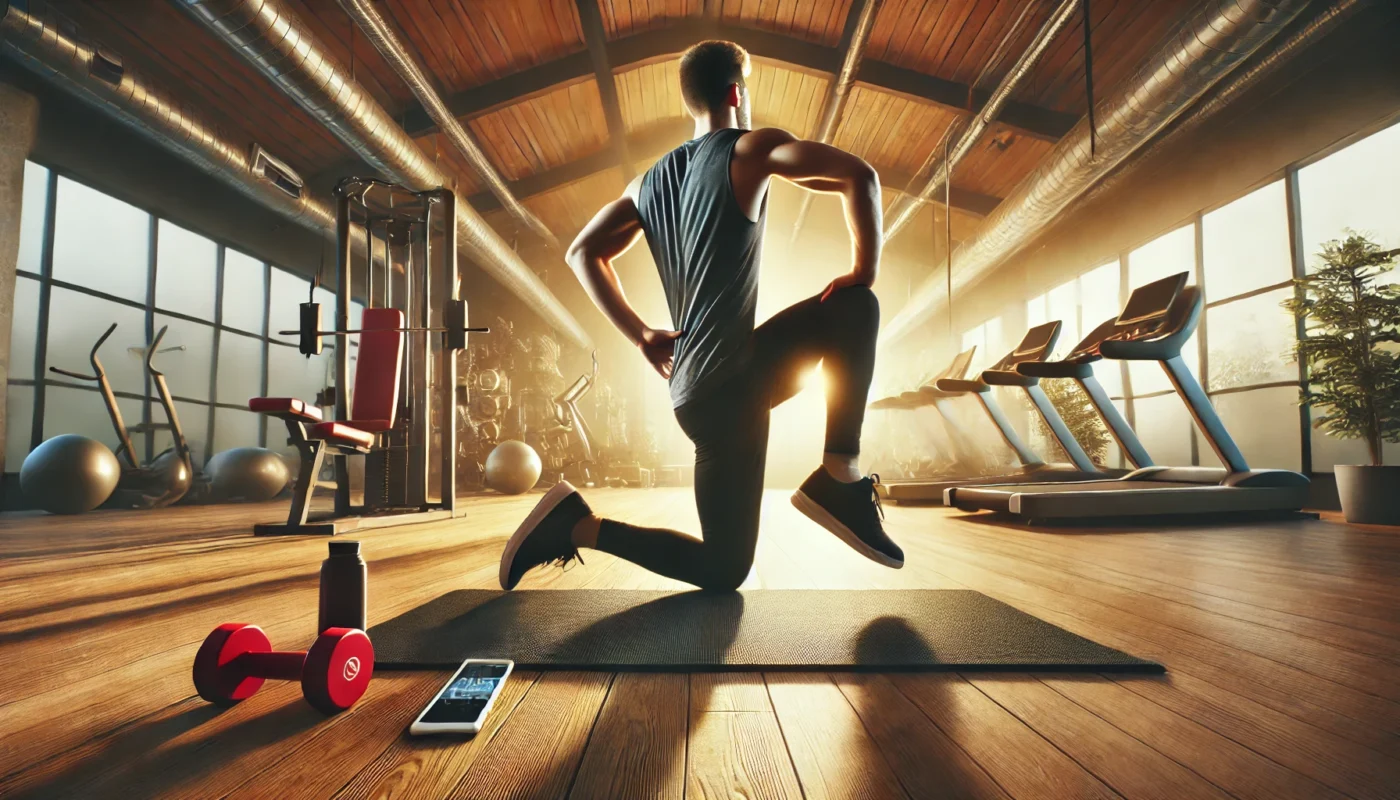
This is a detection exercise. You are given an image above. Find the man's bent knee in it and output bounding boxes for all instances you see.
[695,558,752,592]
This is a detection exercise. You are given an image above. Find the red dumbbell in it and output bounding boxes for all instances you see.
[193,623,374,714]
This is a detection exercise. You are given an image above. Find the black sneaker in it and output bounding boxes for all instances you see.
[499,481,590,590]
[791,469,903,568]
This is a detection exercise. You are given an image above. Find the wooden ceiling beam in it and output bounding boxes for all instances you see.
[465,120,1003,220]
[400,21,1077,143]
[575,0,634,182]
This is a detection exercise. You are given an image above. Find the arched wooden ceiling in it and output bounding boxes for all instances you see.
[36,0,1199,245]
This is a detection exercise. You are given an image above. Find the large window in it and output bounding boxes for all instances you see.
[1296,122,1400,467]
[4,163,347,478]
[1004,119,1400,476]
[1298,121,1400,259]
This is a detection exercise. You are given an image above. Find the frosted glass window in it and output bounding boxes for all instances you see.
[222,250,266,334]
[1047,278,1079,357]
[1205,386,1302,472]
[214,406,263,453]
[1026,294,1048,330]
[267,343,333,405]
[1311,422,1400,471]
[1132,393,1194,467]
[216,331,264,405]
[152,400,209,466]
[1299,122,1400,260]
[1128,225,1196,289]
[1203,181,1291,300]
[152,315,215,401]
[5,385,35,471]
[45,287,149,395]
[269,267,311,345]
[1080,262,1121,332]
[9,276,40,381]
[18,161,49,275]
[155,220,217,319]
[51,177,150,302]
[1205,289,1297,391]
[43,384,145,461]
[983,317,1004,366]
[961,325,986,373]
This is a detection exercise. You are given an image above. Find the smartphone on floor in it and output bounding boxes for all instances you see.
[409,659,514,735]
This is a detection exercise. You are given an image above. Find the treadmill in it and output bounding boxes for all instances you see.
[946,274,1310,521]
[871,348,983,492]
[884,321,1124,504]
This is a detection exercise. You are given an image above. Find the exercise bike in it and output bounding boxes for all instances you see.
[50,324,194,509]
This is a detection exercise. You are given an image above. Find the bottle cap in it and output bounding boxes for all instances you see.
[329,540,361,556]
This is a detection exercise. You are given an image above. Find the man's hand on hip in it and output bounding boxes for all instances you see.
[640,328,683,378]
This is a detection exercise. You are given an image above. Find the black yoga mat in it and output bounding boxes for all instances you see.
[369,590,1161,673]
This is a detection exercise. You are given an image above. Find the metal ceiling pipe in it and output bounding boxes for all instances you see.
[789,0,881,240]
[177,0,591,350]
[880,0,1312,347]
[0,1,336,235]
[882,0,1081,242]
[333,0,560,251]
[1079,0,1371,210]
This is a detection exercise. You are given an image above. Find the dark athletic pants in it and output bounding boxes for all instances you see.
[595,285,879,591]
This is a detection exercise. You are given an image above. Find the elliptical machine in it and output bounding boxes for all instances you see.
[50,324,194,508]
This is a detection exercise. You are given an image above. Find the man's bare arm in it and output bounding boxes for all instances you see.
[566,194,682,377]
[566,196,648,345]
[741,129,882,286]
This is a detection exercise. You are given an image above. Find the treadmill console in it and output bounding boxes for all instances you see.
[1115,272,1188,327]
[1061,272,1188,362]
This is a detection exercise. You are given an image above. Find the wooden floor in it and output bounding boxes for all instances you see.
[1,488,1397,799]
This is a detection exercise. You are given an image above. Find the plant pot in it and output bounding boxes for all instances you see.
[1335,465,1400,525]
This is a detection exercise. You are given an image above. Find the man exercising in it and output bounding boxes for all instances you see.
[499,40,900,591]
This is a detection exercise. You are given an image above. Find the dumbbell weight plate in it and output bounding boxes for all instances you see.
[301,627,375,714]
[193,623,273,706]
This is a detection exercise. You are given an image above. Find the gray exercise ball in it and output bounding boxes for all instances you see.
[206,447,291,502]
[20,434,120,514]
[485,440,542,495]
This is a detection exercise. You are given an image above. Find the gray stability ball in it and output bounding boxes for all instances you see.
[485,440,542,495]
[206,447,291,502]
[21,434,121,514]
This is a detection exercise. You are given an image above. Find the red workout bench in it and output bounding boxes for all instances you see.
[251,308,405,535]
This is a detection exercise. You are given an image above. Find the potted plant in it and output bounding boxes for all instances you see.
[1283,232,1400,524]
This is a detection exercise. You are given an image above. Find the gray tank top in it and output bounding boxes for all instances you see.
[636,128,766,407]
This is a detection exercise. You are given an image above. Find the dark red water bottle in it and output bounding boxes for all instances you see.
[319,541,367,633]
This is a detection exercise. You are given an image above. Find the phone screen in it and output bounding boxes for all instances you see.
[421,662,508,723]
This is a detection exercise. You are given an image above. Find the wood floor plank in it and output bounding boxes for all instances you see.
[4,488,1399,799]
[690,672,773,712]
[1043,675,1349,800]
[890,673,1122,800]
[966,675,1233,800]
[446,671,612,800]
[569,673,687,800]
[903,532,1400,746]
[330,670,541,800]
[686,710,804,800]
[1107,671,1400,800]
[765,673,911,800]
[833,673,1011,800]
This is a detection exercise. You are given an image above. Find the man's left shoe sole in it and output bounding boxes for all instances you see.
[499,481,578,590]
[791,490,903,569]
